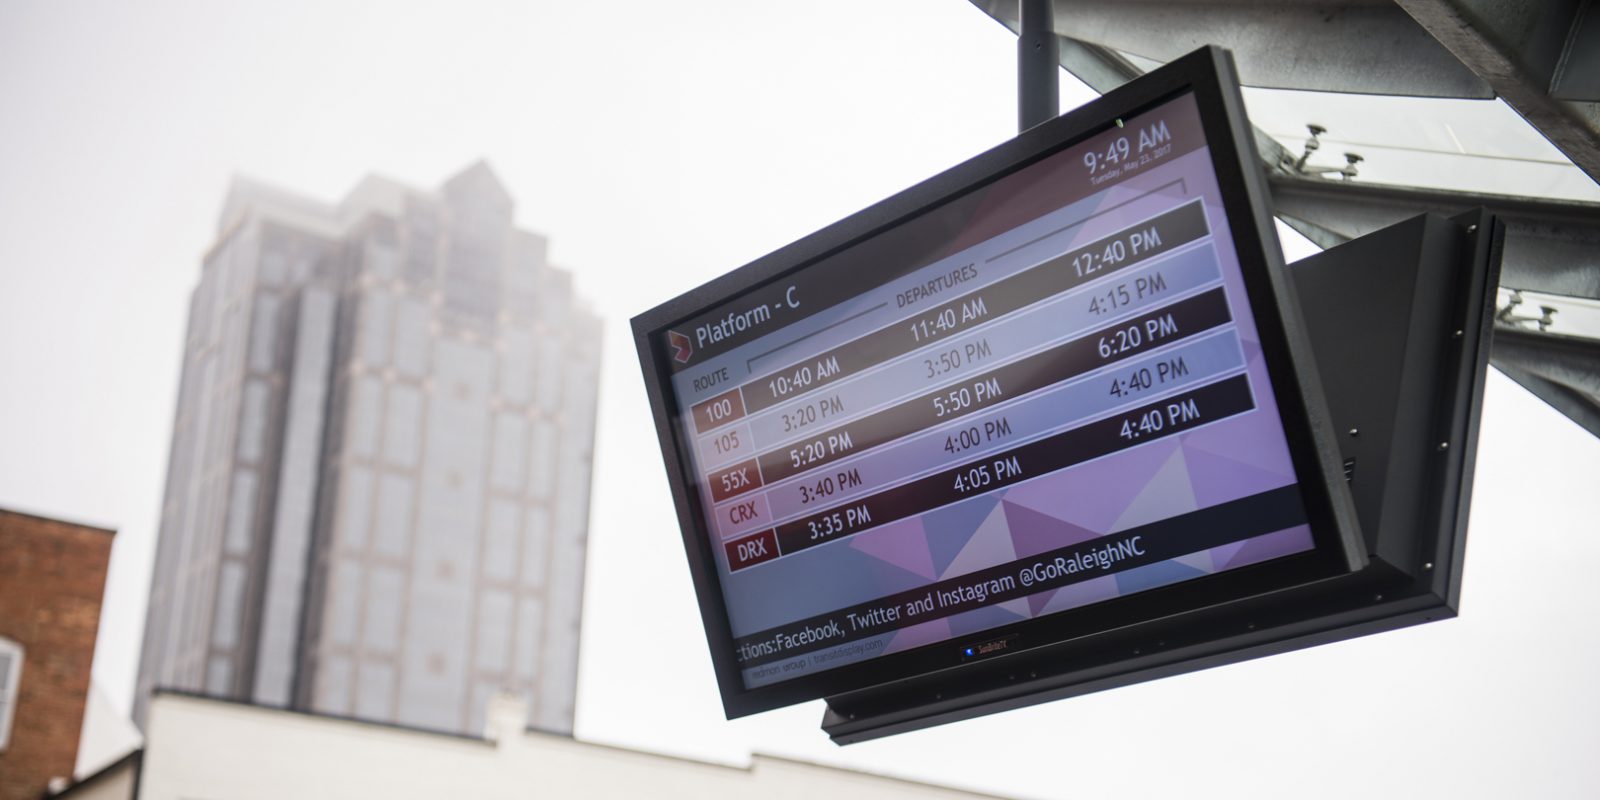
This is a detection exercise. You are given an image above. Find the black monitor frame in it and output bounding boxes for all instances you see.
[632,47,1366,720]
[818,209,1501,742]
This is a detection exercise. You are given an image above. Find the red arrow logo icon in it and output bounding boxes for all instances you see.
[668,330,693,363]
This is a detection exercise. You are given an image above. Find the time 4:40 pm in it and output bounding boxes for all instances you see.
[1119,396,1202,441]
[1108,356,1190,399]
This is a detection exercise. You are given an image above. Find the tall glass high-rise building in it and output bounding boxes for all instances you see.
[135,162,600,736]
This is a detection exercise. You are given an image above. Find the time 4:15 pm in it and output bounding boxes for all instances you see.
[1088,270,1168,315]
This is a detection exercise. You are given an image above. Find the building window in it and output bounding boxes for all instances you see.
[0,637,22,751]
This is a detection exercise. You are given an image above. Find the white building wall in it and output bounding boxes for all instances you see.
[137,693,1004,800]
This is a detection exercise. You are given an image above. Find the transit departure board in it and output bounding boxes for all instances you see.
[635,49,1362,718]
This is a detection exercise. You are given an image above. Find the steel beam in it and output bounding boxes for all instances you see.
[972,0,1600,183]
[1397,0,1600,182]
[1268,174,1600,300]
[975,2,1600,299]
[972,0,1600,437]
[1266,172,1600,435]
[982,12,1309,184]
[973,0,1491,97]
[1019,0,1061,131]
[1492,329,1600,438]
[1552,7,1600,101]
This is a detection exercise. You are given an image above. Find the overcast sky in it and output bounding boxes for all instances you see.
[2,2,1597,798]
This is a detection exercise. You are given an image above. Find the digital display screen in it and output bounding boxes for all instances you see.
[648,90,1324,698]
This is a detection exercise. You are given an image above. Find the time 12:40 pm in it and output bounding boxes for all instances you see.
[1071,225,1165,279]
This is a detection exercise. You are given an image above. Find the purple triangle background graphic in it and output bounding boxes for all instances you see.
[1001,438,1180,534]
[1219,525,1314,570]
[849,517,936,580]
[1181,444,1294,508]
[1001,500,1101,560]
[883,617,952,655]
[923,495,1001,577]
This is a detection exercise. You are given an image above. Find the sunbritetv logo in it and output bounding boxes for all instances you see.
[668,330,693,363]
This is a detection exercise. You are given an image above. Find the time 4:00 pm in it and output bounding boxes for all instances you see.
[943,416,1014,455]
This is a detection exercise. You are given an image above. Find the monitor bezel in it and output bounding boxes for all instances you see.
[631,46,1365,719]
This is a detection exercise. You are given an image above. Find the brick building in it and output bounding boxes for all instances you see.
[0,508,115,800]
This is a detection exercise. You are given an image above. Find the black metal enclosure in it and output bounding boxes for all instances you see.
[632,48,1400,725]
[822,209,1500,743]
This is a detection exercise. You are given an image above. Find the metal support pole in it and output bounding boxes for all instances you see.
[1018,0,1060,133]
